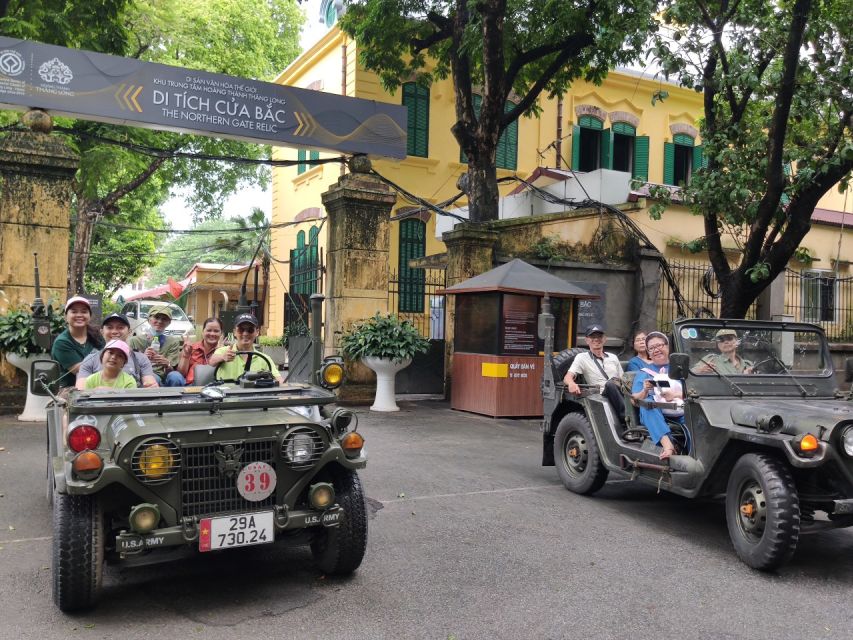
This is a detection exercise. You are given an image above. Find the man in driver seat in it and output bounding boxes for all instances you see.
[214,313,283,383]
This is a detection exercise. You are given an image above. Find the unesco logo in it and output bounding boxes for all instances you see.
[0,50,25,77]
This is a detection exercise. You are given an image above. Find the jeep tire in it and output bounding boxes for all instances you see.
[554,413,608,495]
[725,453,800,571]
[311,468,367,575]
[53,493,104,611]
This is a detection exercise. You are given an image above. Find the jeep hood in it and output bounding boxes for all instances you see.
[703,399,853,436]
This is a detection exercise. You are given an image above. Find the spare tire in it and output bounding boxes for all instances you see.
[551,348,587,382]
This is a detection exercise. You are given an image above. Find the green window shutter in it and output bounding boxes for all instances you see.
[663,142,675,185]
[496,101,518,170]
[297,149,307,174]
[613,122,636,136]
[571,125,581,169]
[673,133,694,146]
[578,115,603,130]
[601,128,612,170]
[310,150,319,162]
[692,145,705,173]
[398,219,426,313]
[403,83,430,157]
[633,135,649,181]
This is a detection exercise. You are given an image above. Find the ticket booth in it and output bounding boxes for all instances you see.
[444,259,596,417]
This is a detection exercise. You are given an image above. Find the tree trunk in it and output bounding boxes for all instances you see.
[466,159,499,223]
[68,204,98,296]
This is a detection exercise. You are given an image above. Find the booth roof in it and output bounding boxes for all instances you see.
[439,259,598,299]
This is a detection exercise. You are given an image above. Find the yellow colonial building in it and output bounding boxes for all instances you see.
[268,16,852,342]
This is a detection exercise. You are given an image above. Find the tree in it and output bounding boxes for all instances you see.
[1,0,304,296]
[340,0,656,223]
[651,0,852,317]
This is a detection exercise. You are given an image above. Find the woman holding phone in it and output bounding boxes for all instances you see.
[177,317,224,384]
[630,331,684,459]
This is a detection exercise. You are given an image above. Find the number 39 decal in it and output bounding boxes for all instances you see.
[236,462,277,501]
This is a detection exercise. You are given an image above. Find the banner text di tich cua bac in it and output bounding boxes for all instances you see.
[152,89,287,133]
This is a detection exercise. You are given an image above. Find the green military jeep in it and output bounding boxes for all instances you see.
[33,305,367,612]
[540,312,853,571]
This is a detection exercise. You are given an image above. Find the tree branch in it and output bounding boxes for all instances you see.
[411,10,453,51]
[96,156,169,212]
[696,1,738,113]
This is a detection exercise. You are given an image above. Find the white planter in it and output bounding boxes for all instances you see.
[5,352,51,422]
[362,356,412,412]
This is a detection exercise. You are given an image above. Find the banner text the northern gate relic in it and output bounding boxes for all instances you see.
[0,37,407,158]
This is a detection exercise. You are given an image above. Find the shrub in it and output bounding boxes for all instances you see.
[0,308,65,356]
[340,313,430,363]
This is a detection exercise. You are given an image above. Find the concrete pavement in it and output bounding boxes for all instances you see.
[2,401,853,639]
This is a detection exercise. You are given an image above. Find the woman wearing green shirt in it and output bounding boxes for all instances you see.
[84,340,137,390]
[51,296,104,387]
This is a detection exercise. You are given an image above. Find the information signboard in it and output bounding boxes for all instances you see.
[0,37,407,158]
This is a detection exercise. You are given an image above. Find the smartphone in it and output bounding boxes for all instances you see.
[651,379,671,388]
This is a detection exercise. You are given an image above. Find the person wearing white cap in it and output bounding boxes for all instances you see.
[50,296,104,386]
[83,340,137,389]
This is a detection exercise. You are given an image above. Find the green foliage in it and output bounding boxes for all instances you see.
[0,308,65,356]
[258,335,285,347]
[793,247,814,264]
[340,313,430,364]
[284,321,309,343]
[530,235,571,263]
[148,218,251,283]
[651,0,853,315]
[340,0,656,222]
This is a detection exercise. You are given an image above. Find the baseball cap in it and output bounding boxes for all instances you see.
[234,313,259,328]
[715,328,738,340]
[585,324,606,336]
[101,339,131,361]
[149,305,173,319]
[64,296,91,313]
[102,313,130,327]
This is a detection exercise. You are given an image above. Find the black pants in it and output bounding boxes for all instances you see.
[603,379,626,423]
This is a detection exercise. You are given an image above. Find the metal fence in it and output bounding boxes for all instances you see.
[658,261,853,341]
[284,247,323,333]
[388,268,446,339]
[784,268,853,341]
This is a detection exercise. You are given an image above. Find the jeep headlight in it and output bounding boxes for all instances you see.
[281,428,323,469]
[319,357,344,389]
[131,438,181,484]
[286,433,314,464]
[842,426,853,457]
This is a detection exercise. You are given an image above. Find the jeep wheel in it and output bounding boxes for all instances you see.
[725,453,800,571]
[554,413,608,495]
[53,493,104,611]
[311,469,367,575]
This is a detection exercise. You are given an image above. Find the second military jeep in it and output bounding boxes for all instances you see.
[540,314,853,571]
[33,298,367,612]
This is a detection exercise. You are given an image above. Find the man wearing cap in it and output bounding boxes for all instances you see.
[563,324,626,423]
[693,329,754,375]
[51,296,104,386]
[128,305,185,386]
[76,313,158,389]
[213,313,282,383]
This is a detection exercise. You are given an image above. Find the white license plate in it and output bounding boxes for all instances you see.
[199,511,274,552]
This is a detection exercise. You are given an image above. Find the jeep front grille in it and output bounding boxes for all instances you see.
[180,439,277,518]
[280,427,325,470]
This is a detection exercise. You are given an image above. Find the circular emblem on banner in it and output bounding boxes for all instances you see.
[236,461,276,502]
[0,50,25,77]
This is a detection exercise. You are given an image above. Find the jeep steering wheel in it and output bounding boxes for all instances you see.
[214,350,272,382]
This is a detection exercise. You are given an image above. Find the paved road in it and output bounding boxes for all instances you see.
[1,400,853,640]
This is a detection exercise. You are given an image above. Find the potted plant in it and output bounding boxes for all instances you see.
[0,307,64,421]
[340,313,430,412]
[258,335,287,367]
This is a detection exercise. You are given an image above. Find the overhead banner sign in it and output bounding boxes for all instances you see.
[0,37,407,158]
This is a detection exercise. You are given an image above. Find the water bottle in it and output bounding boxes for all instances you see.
[149,331,160,354]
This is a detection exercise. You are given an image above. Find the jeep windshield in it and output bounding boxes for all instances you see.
[678,324,832,378]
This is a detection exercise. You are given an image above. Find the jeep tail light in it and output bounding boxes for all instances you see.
[72,451,103,480]
[794,433,819,456]
[68,425,101,452]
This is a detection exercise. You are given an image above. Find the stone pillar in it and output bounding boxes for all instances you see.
[0,125,79,389]
[441,224,499,395]
[634,247,663,333]
[321,159,396,400]
[755,271,786,320]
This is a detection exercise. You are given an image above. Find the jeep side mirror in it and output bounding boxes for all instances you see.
[668,353,690,380]
[30,360,61,396]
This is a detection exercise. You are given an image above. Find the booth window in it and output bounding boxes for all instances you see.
[398,219,426,313]
[402,83,429,157]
